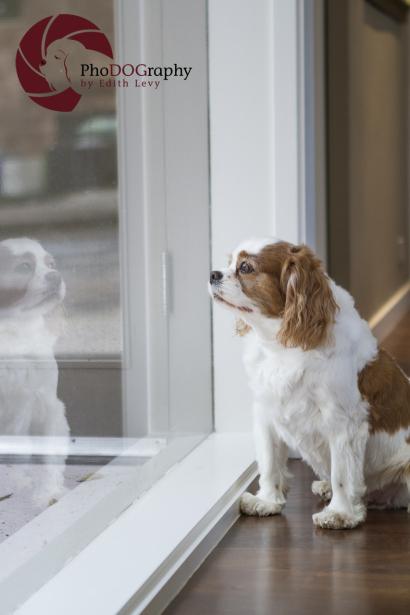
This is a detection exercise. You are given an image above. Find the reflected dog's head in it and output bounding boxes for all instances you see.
[208,238,338,351]
[0,238,65,318]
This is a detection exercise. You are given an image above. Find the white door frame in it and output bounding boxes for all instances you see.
[211,0,326,432]
[117,0,213,438]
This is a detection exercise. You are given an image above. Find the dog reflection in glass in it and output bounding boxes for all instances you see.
[0,238,69,507]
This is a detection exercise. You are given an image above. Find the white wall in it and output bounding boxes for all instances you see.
[209,0,308,431]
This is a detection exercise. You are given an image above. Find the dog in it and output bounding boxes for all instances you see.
[0,238,69,506]
[209,238,410,529]
[39,38,111,94]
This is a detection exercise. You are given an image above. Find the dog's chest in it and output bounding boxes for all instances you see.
[245,340,313,397]
[0,323,58,430]
[243,338,326,430]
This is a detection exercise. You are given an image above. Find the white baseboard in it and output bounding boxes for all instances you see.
[15,434,257,615]
[368,281,410,342]
[137,460,257,615]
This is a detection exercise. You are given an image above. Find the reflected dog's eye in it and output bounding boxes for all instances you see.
[239,262,254,274]
[15,262,33,274]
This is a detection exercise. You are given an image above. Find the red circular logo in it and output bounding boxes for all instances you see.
[16,14,113,112]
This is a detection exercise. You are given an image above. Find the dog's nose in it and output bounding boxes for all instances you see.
[46,271,61,289]
[210,270,223,284]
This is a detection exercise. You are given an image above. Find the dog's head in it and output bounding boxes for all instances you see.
[39,38,111,94]
[39,38,84,91]
[209,238,338,350]
[0,238,65,318]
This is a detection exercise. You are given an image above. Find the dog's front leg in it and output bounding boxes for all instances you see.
[313,423,368,529]
[241,401,289,517]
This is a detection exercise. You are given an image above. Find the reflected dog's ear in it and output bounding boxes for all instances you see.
[235,318,251,337]
[278,245,338,350]
[0,245,32,309]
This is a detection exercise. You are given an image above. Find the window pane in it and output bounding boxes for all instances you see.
[0,1,119,358]
[0,0,212,606]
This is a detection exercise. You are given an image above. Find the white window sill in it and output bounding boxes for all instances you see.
[14,433,256,615]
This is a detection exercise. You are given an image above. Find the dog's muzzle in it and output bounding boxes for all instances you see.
[210,270,223,285]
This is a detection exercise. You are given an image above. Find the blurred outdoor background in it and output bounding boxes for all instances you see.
[0,0,119,358]
[0,0,122,436]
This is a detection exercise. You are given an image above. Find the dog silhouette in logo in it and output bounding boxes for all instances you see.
[40,38,111,94]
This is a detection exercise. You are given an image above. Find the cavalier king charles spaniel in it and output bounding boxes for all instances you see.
[209,238,410,529]
[0,238,69,505]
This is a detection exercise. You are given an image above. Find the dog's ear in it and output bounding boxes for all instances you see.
[235,318,251,337]
[278,245,338,350]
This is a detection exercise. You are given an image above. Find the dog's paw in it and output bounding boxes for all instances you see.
[312,507,365,530]
[240,492,284,517]
[311,480,332,502]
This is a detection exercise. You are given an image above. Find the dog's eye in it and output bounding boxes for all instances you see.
[239,262,253,274]
[15,262,33,274]
[48,259,56,269]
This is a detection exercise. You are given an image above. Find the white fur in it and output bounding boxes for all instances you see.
[0,238,69,506]
[211,238,410,529]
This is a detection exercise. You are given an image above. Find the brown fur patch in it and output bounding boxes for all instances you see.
[358,349,410,435]
[236,244,288,320]
[235,242,338,350]
[376,458,410,485]
[278,246,338,350]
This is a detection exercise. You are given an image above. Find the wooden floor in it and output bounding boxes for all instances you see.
[382,311,410,375]
[165,313,410,615]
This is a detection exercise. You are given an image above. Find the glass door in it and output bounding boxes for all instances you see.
[0,0,212,605]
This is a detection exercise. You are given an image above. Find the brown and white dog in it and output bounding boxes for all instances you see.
[209,238,410,529]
